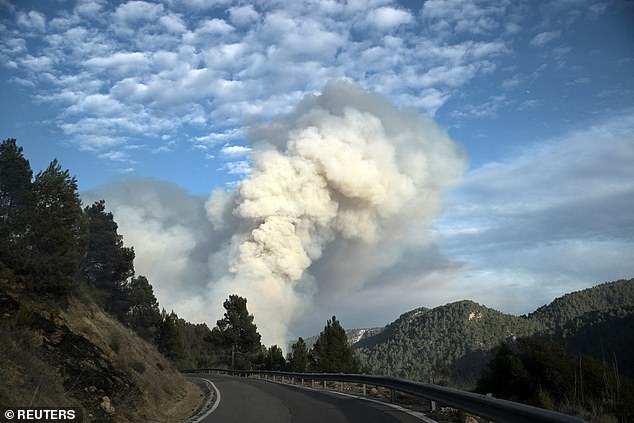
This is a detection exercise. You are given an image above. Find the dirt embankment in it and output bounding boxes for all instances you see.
[0,280,203,422]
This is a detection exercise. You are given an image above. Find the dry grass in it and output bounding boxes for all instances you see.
[0,284,203,422]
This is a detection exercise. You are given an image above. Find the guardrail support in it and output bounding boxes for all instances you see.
[363,383,366,396]
[390,389,395,403]
[323,380,327,389]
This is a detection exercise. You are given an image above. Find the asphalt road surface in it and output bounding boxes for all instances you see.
[188,373,426,423]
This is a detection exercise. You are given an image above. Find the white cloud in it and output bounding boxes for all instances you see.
[99,150,135,163]
[85,52,149,75]
[366,7,413,30]
[451,95,507,119]
[114,1,164,25]
[18,54,54,72]
[222,160,251,175]
[193,129,242,147]
[70,135,125,152]
[417,64,481,88]
[160,14,187,33]
[75,1,104,18]
[530,30,561,47]
[501,73,524,89]
[228,5,259,27]
[16,10,46,33]
[66,94,125,116]
[220,144,251,158]
[184,18,234,45]
[421,0,508,37]
[0,0,580,180]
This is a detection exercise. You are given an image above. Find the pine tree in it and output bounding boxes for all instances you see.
[288,337,309,372]
[124,275,162,343]
[0,138,35,274]
[209,295,262,369]
[80,200,134,314]
[265,345,286,371]
[310,316,360,373]
[30,159,86,294]
[157,309,186,364]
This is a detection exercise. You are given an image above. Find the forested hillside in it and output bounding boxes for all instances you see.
[543,307,634,380]
[355,300,543,385]
[355,279,634,387]
[529,279,634,329]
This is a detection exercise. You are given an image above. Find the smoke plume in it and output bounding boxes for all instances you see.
[206,80,466,345]
[84,81,466,347]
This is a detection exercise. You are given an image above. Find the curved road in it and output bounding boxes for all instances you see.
[188,373,426,423]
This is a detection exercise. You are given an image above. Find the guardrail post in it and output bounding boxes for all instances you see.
[311,379,315,388]
[363,384,366,396]
[486,393,494,423]
[301,378,304,386]
[431,400,436,412]
[323,380,327,390]
[390,389,395,403]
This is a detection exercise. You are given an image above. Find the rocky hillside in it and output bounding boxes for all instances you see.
[354,279,634,388]
[0,278,202,422]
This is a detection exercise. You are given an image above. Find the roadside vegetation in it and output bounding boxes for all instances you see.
[476,336,634,422]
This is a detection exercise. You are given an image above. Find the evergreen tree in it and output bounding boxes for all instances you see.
[310,316,360,373]
[0,138,35,273]
[30,159,86,294]
[157,309,186,364]
[288,337,309,373]
[476,336,634,421]
[209,295,262,369]
[80,200,135,314]
[124,275,162,343]
[178,321,217,369]
[265,345,286,371]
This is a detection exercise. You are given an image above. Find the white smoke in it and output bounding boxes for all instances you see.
[207,80,466,346]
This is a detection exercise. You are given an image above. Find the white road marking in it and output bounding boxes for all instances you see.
[186,377,222,422]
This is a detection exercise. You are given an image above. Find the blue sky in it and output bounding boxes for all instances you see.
[1,0,633,339]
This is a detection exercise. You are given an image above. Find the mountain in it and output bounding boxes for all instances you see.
[354,279,634,388]
[354,300,542,386]
[0,278,201,422]
[529,279,634,329]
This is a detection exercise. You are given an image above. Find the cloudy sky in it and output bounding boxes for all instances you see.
[1,0,633,341]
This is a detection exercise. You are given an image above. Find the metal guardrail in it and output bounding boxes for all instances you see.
[183,368,586,423]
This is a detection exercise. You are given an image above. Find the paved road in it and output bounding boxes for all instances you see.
[188,373,425,423]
